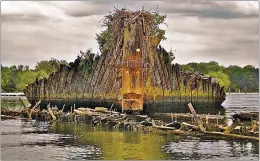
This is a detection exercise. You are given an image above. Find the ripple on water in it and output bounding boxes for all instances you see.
[1,119,104,160]
[162,137,259,160]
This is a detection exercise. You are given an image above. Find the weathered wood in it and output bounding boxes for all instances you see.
[216,111,220,125]
[95,107,108,113]
[182,122,199,130]
[47,103,56,121]
[61,104,65,112]
[28,100,41,120]
[188,103,206,133]
[206,131,259,141]
[19,98,28,108]
[224,119,240,134]
[250,120,258,133]
[78,108,91,112]
[152,119,186,134]
[74,109,90,116]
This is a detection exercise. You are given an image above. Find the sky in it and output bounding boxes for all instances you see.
[1,1,259,68]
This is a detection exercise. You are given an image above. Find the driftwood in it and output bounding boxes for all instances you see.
[206,131,259,141]
[182,122,199,130]
[2,101,258,141]
[94,107,108,113]
[154,113,225,122]
[113,118,129,129]
[188,103,206,133]
[47,103,56,121]
[61,104,65,112]
[19,98,28,108]
[251,120,259,133]
[74,109,90,116]
[1,115,18,119]
[73,109,84,115]
[216,111,220,125]
[28,100,41,120]
[224,119,240,134]
[152,119,185,134]
[152,119,180,130]
[109,103,115,115]
[78,108,91,112]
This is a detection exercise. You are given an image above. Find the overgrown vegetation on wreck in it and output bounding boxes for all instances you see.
[2,61,258,93]
[22,8,226,111]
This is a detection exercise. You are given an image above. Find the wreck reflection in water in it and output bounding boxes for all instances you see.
[1,120,259,160]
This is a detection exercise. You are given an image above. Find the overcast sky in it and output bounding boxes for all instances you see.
[1,1,259,68]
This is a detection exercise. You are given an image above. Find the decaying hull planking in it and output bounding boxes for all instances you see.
[23,8,226,113]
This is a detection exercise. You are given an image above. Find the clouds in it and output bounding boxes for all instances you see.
[1,1,259,68]
[159,13,258,66]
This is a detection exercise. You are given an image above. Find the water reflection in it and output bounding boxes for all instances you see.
[51,123,173,160]
[1,117,259,160]
[50,122,259,160]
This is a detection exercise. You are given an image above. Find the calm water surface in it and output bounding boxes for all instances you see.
[1,94,259,160]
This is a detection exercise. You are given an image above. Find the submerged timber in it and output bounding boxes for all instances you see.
[23,8,225,113]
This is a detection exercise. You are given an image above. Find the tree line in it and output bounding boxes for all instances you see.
[1,61,60,92]
[1,60,259,93]
[181,61,259,93]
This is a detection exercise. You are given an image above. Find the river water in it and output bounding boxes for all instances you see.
[1,93,259,160]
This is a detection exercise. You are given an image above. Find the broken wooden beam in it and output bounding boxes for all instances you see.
[188,103,206,133]
[47,103,56,121]
[206,131,259,141]
[28,100,41,120]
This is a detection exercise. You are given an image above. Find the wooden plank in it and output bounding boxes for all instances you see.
[151,119,184,132]
[206,131,259,141]
[19,98,29,108]
[47,103,56,121]
[187,103,206,133]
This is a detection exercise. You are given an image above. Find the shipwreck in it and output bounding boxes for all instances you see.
[23,8,226,114]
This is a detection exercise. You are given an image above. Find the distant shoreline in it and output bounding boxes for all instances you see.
[1,93,25,96]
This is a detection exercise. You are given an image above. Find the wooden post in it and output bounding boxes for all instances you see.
[28,100,41,120]
[19,98,27,108]
[62,104,65,112]
[47,103,56,121]
[188,103,206,133]
[110,103,115,115]
[217,111,220,125]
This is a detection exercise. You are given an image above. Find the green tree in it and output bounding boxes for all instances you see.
[96,30,110,53]
[35,60,59,75]
[18,65,24,71]
[207,71,231,90]
[15,70,37,91]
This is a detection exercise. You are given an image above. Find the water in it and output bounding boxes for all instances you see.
[1,94,259,160]
[222,93,259,118]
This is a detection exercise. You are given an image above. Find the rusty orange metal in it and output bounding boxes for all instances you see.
[121,48,143,112]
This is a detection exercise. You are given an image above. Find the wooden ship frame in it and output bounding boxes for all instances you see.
[23,8,226,114]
